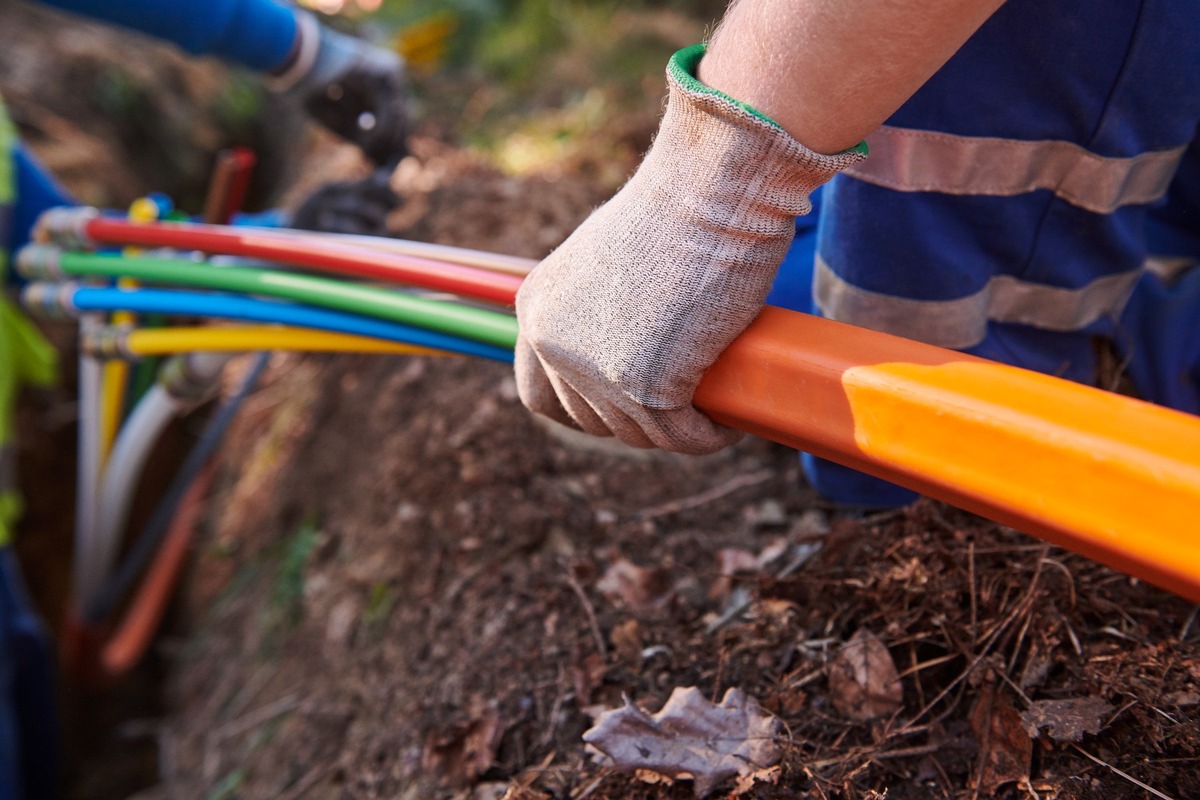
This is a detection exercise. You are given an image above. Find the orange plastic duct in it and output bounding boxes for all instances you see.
[695,306,1200,604]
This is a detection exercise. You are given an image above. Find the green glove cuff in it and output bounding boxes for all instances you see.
[668,43,868,157]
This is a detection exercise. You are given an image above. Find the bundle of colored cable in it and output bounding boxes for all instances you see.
[18,209,529,683]
[19,204,1200,674]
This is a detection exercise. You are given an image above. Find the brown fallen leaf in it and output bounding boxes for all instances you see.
[970,683,1032,794]
[596,557,670,611]
[422,702,505,787]
[1020,697,1114,743]
[583,686,782,797]
[732,764,782,796]
[826,628,903,721]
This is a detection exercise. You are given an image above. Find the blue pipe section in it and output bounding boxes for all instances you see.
[7,147,76,286]
[62,286,515,363]
[36,0,297,73]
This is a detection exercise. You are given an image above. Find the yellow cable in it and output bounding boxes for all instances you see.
[100,197,161,460]
[123,326,450,358]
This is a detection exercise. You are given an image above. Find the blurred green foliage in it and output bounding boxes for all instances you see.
[345,0,727,175]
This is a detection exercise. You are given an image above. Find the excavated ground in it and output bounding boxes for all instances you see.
[3,3,1198,799]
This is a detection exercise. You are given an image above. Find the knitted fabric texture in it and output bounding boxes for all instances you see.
[515,47,866,454]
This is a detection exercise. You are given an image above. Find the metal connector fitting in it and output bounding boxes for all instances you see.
[14,244,65,282]
[19,281,77,320]
[80,325,137,361]
[159,352,232,405]
[32,206,99,251]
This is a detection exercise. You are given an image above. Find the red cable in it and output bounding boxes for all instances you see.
[63,461,215,689]
[84,218,523,306]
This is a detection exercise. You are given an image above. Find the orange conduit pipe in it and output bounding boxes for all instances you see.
[63,461,215,688]
[694,306,1200,604]
[45,214,1200,601]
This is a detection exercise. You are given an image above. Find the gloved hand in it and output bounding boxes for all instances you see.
[290,167,400,236]
[270,12,409,165]
[515,44,866,455]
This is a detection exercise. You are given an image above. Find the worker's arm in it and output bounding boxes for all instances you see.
[38,0,409,163]
[700,0,1004,154]
[36,0,297,72]
[515,0,1004,454]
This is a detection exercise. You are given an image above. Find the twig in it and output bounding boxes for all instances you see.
[277,762,336,800]
[993,667,1033,706]
[891,555,1046,737]
[575,772,609,800]
[896,653,959,679]
[636,468,774,520]
[1180,605,1199,642]
[1038,556,1077,609]
[563,567,607,658]
[871,743,946,760]
[969,542,978,646]
[214,694,300,743]
[1073,745,1178,800]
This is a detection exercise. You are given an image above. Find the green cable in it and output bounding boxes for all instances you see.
[127,313,165,408]
[52,251,518,348]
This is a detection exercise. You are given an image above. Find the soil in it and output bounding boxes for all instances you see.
[3,4,1199,800]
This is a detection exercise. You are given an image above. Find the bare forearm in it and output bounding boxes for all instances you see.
[699,0,1004,153]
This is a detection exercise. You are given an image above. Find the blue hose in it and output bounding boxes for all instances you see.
[63,286,514,363]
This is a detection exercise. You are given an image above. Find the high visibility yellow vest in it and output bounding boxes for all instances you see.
[0,96,58,547]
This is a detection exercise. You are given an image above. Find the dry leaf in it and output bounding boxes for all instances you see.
[718,548,762,576]
[609,618,643,664]
[970,684,1032,794]
[583,686,782,797]
[1163,691,1200,707]
[422,704,505,786]
[827,628,903,720]
[573,650,607,705]
[732,764,781,796]
[1020,697,1114,742]
[596,558,670,611]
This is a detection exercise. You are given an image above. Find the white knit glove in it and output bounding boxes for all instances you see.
[515,44,866,455]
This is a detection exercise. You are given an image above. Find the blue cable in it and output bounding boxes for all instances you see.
[64,286,515,363]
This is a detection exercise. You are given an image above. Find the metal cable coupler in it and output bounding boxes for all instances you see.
[159,352,233,406]
[14,244,65,282]
[32,206,99,251]
[81,325,137,362]
[19,281,76,320]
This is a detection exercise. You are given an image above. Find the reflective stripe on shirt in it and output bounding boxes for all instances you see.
[845,125,1187,214]
[814,254,1142,348]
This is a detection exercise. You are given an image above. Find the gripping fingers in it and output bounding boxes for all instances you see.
[514,336,584,432]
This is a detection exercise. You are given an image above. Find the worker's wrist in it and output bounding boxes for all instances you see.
[660,44,868,204]
[679,43,868,158]
[670,44,786,131]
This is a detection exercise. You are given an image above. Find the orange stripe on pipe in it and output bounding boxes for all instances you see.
[695,306,1200,603]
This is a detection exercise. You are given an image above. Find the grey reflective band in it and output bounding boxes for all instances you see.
[1144,255,1196,284]
[814,255,1142,349]
[0,444,15,494]
[845,126,1187,214]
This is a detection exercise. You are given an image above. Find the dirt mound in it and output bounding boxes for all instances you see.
[130,154,1199,800]
[4,6,1197,799]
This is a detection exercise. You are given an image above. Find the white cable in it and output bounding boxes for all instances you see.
[73,324,105,612]
[86,385,181,612]
[238,225,537,276]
